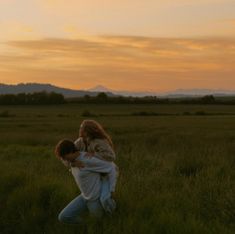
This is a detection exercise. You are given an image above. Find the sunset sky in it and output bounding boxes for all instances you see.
[0,0,235,91]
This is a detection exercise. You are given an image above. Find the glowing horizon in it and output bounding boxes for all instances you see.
[0,0,235,91]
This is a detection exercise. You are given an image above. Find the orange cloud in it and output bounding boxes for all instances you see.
[1,35,235,91]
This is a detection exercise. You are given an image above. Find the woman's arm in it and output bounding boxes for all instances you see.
[90,139,116,161]
[74,137,86,151]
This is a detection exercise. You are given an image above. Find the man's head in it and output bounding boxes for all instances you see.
[55,139,77,160]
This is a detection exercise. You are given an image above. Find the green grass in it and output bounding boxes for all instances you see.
[0,104,235,234]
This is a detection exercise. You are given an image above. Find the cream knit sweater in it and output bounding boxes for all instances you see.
[74,137,116,162]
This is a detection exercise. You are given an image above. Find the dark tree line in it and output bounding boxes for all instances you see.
[68,93,164,104]
[0,92,235,105]
[67,93,235,105]
[0,92,65,105]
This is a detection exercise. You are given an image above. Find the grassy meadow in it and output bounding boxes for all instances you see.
[0,104,235,234]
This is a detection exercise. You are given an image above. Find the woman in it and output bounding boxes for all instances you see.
[55,120,118,224]
[74,119,116,162]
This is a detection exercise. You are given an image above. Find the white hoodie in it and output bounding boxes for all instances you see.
[70,152,118,201]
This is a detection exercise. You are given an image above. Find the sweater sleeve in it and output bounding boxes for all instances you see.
[91,139,116,162]
[74,137,86,151]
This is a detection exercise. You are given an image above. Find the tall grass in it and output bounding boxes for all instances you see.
[0,104,235,233]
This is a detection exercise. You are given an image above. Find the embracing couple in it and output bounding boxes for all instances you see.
[55,119,118,224]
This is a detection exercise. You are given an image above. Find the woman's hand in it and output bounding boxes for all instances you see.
[84,152,95,158]
[71,160,85,168]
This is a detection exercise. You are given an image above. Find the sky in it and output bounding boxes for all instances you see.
[0,0,235,92]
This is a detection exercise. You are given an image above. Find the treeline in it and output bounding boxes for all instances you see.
[0,92,65,105]
[0,92,235,105]
[68,93,235,105]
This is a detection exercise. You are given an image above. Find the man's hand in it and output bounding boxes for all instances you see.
[60,158,70,168]
[71,160,85,168]
[65,152,80,162]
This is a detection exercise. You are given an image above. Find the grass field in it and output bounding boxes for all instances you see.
[0,104,235,234]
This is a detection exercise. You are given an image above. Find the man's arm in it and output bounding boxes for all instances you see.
[77,153,114,173]
[60,158,71,168]
[74,153,118,192]
[82,156,118,193]
[63,151,85,168]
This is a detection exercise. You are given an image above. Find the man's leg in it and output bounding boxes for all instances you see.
[58,194,88,224]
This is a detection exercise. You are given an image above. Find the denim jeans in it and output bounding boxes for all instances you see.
[58,173,117,224]
[58,195,104,224]
[100,176,116,214]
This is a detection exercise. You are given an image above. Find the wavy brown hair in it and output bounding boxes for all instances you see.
[79,119,114,148]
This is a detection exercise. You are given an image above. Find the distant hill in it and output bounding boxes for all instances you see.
[0,83,114,98]
[1,83,234,98]
[88,85,235,97]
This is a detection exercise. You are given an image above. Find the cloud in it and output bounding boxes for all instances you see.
[1,35,235,90]
[6,36,235,68]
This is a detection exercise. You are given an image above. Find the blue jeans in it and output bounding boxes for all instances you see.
[100,176,116,214]
[58,195,104,224]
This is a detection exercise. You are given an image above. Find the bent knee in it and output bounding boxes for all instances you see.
[58,212,82,224]
[58,211,71,223]
[58,212,67,223]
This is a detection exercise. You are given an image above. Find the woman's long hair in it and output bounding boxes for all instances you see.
[79,119,114,149]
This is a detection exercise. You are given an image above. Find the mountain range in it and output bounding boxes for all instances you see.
[0,83,114,98]
[0,83,234,98]
[88,85,235,97]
